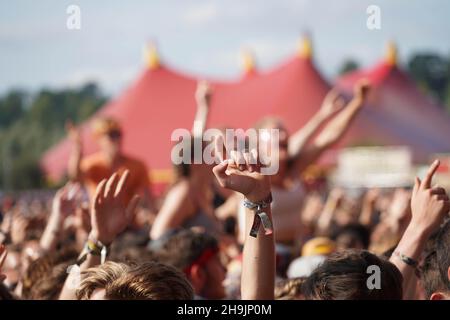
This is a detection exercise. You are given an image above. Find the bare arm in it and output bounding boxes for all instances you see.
[288,89,345,160]
[150,182,193,240]
[40,184,78,252]
[59,170,140,299]
[212,137,275,300]
[389,160,449,296]
[67,122,83,182]
[290,80,370,175]
[316,188,343,235]
[192,81,211,138]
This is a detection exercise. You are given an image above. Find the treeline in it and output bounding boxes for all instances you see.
[0,83,106,190]
[340,52,450,109]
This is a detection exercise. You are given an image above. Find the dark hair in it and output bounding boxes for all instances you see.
[154,229,218,271]
[332,223,370,249]
[0,282,16,300]
[420,250,447,299]
[21,246,79,299]
[302,249,403,300]
[436,219,450,290]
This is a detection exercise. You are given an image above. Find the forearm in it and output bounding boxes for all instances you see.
[359,202,375,228]
[40,211,64,252]
[288,112,328,159]
[241,207,275,300]
[313,98,362,150]
[192,103,209,137]
[59,250,101,300]
[316,198,339,234]
[389,225,427,296]
[68,143,83,181]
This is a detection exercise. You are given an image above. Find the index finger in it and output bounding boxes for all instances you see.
[422,160,440,190]
[114,170,130,198]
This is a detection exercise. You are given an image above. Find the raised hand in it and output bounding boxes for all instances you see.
[410,160,450,235]
[0,244,7,283]
[89,170,140,245]
[353,78,371,103]
[53,183,80,218]
[66,120,81,145]
[40,183,81,252]
[212,136,270,202]
[318,89,346,118]
[195,80,212,107]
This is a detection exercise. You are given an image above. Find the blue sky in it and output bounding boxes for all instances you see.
[1,0,449,96]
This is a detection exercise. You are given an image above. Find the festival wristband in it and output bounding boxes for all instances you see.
[243,193,273,238]
[393,251,418,268]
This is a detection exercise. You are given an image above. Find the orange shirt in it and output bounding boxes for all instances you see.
[80,153,151,203]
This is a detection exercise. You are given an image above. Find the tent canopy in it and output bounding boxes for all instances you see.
[41,38,330,192]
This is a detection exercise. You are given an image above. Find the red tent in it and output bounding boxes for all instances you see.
[335,43,450,162]
[41,38,330,194]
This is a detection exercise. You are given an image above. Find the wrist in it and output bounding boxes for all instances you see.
[245,185,271,203]
[88,231,112,246]
[407,219,433,240]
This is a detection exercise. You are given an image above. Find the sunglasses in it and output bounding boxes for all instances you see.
[107,130,122,140]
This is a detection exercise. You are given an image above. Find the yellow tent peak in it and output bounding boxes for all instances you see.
[144,42,160,70]
[240,49,256,73]
[385,41,397,66]
[297,35,312,59]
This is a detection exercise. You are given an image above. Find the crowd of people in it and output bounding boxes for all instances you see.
[0,80,449,300]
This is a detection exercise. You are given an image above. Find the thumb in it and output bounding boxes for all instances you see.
[212,160,229,187]
[413,177,421,195]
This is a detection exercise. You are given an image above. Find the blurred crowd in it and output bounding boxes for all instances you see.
[0,80,449,300]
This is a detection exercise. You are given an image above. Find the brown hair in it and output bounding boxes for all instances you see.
[303,249,403,300]
[21,247,79,299]
[275,277,306,300]
[28,262,72,300]
[77,261,193,300]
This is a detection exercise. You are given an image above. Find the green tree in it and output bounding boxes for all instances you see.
[408,53,449,108]
[338,59,360,75]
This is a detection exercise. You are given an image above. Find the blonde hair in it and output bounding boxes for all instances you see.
[76,261,194,300]
[275,277,306,300]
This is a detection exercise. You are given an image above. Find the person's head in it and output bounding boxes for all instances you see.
[433,219,450,300]
[420,250,449,300]
[253,117,289,170]
[77,261,193,300]
[173,136,213,183]
[28,262,72,300]
[303,249,403,300]
[155,229,226,299]
[21,246,79,299]
[92,117,123,159]
[332,224,370,251]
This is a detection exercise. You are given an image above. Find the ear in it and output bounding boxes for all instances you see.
[430,292,445,300]
[447,266,450,283]
[188,264,206,293]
